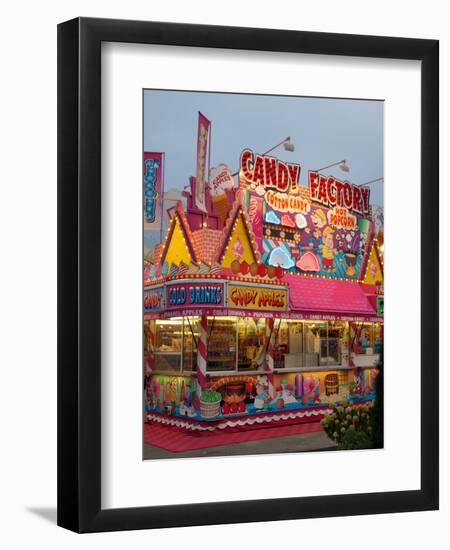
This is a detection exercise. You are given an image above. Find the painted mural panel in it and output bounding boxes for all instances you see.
[262,202,371,279]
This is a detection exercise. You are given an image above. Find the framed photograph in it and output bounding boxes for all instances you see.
[58,17,439,532]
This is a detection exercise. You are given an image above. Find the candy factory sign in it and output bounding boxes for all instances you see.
[167,283,224,307]
[227,284,288,311]
[240,149,301,193]
[308,171,370,215]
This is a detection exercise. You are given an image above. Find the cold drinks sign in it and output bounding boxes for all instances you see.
[167,283,224,307]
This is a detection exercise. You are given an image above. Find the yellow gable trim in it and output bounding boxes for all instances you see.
[221,213,257,267]
[363,242,383,285]
[163,217,193,269]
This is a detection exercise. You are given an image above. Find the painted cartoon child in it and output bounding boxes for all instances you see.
[305,209,327,252]
[353,370,366,397]
[254,382,269,410]
[322,226,336,271]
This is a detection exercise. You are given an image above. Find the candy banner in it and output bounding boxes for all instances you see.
[195,112,211,213]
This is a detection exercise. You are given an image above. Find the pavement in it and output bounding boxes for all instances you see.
[143,428,337,459]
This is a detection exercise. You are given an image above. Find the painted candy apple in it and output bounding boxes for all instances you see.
[240,260,249,275]
[276,398,285,409]
[238,401,246,412]
[250,262,259,276]
[222,403,230,415]
[257,263,267,277]
[231,259,241,274]
[275,266,284,279]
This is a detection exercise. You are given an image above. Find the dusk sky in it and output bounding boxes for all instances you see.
[143,89,383,247]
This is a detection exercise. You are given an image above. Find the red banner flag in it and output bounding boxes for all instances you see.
[143,152,164,230]
[195,112,210,213]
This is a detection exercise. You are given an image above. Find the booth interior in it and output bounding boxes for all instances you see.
[144,315,382,420]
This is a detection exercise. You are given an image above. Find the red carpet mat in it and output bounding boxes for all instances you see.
[144,421,323,452]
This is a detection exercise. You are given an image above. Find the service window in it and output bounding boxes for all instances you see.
[207,317,237,372]
[303,322,321,367]
[237,317,265,370]
[154,318,182,371]
[182,316,199,372]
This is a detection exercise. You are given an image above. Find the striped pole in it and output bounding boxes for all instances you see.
[196,315,208,398]
[266,318,275,398]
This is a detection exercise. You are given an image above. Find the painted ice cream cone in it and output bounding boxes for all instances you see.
[212,193,230,224]
[209,164,234,224]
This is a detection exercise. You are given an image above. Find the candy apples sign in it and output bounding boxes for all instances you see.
[209,164,234,195]
[228,284,287,311]
[240,149,301,193]
[308,171,370,215]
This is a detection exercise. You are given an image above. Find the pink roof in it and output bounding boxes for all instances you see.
[285,275,376,315]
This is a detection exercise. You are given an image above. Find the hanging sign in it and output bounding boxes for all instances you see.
[239,149,301,193]
[327,206,357,229]
[227,284,288,311]
[143,152,163,227]
[308,171,370,215]
[195,112,211,213]
[144,288,164,311]
[167,283,224,308]
[265,189,311,214]
[209,164,234,195]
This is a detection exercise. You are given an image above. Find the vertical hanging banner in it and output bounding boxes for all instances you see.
[143,152,164,230]
[195,112,210,213]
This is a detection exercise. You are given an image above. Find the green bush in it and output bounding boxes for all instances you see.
[320,403,373,448]
[339,429,373,450]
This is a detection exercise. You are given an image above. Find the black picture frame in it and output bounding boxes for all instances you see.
[57,17,439,533]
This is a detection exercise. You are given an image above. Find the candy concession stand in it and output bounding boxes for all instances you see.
[144,150,383,434]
